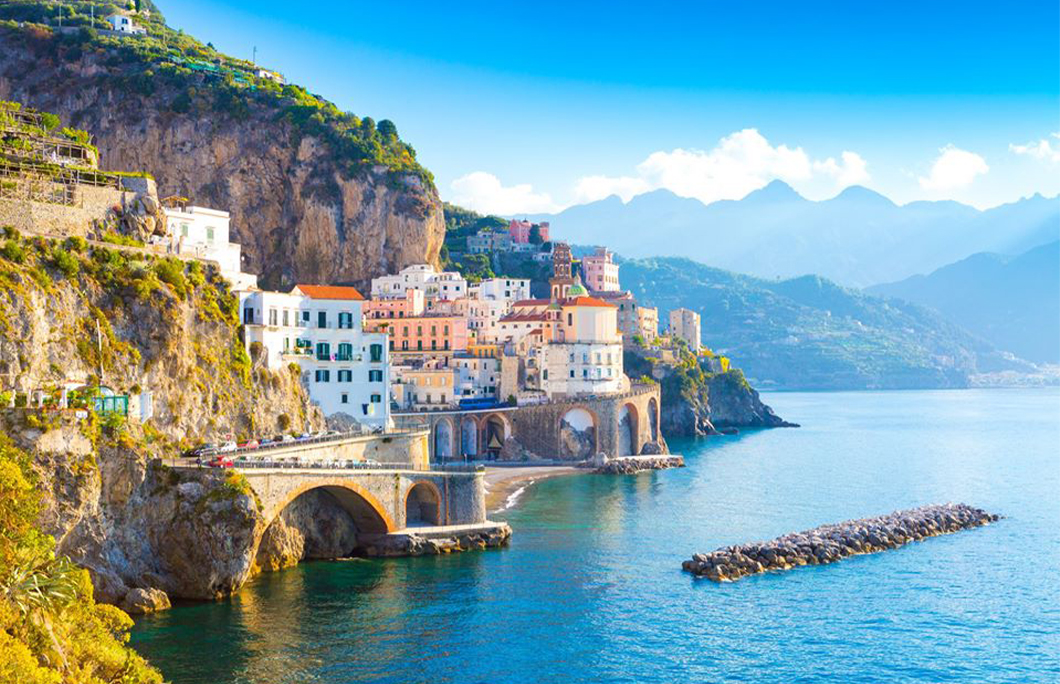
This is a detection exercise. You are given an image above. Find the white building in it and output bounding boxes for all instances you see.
[669,307,702,351]
[453,353,500,400]
[370,264,467,301]
[471,277,531,303]
[106,14,147,34]
[239,284,390,428]
[539,295,626,397]
[164,205,257,289]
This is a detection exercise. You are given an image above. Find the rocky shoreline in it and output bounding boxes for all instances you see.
[595,455,685,474]
[682,503,999,582]
[361,523,512,557]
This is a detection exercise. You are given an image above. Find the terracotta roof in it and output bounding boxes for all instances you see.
[563,296,616,308]
[295,284,365,301]
[513,298,551,306]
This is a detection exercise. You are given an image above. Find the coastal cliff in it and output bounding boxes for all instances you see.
[0,18,445,289]
[624,349,794,437]
[0,230,324,607]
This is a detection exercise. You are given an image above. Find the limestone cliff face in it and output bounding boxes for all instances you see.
[0,30,445,289]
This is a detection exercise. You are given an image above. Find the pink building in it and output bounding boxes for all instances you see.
[582,247,620,292]
[364,313,469,353]
[363,290,425,320]
[509,219,550,244]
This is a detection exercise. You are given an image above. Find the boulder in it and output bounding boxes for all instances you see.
[120,587,171,615]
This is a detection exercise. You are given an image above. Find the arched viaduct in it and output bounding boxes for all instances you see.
[398,383,664,462]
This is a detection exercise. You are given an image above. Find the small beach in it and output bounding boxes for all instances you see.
[483,465,582,513]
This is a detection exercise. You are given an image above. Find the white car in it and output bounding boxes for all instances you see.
[217,441,237,454]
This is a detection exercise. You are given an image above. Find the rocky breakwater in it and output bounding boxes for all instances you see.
[682,503,1000,582]
[360,523,513,557]
[595,455,685,474]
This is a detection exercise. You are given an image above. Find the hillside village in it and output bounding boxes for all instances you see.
[0,99,779,462]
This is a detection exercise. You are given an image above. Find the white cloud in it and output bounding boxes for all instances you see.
[573,175,652,203]
[571,129,871,206]
[918,145,989,191]
[449,172,560,215]
[1009,133,1060,162]
[812,151,870,186]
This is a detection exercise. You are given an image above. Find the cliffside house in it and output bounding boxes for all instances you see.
[583,246,621,292]
[162,204,257,289]
[370,264,468,301]
[508,219,550,244]
[106,14,147,35]
[669,307,702,352]
[238,285,391,429]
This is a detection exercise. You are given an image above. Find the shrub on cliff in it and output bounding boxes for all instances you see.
[0,434,162,683]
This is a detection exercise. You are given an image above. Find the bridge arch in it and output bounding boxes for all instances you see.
[480,412,511,459]
[559,407,597,459]
[434,418,455,460]
[404,480,442,527]
[267,479,396,534]
[461,416,480,458]
[648,397,659,442]
[618,403,639,456]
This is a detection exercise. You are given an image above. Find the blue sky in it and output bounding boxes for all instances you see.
[164,0,1059,211]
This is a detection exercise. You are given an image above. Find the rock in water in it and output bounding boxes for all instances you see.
[682,503,999,582]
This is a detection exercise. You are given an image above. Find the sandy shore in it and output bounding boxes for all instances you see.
[483,465,582,513]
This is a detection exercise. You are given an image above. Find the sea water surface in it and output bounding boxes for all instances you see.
[130,389,1060,683]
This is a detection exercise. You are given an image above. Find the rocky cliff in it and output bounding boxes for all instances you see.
[0,230,327,608]
[625,349,795,437]
[0,22,445,289]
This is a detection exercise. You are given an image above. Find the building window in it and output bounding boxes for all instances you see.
[341,393,349,404]
[338,370,352,382]
[302,311,310,326]
[316,342,330,360]
[431,340,437,351]
[370,344,384,362]
[180,223,189,237]
[583,369,589,378]
[543,369,549,380]
[569,369,575,378]
[371,394,382,403]
[337,342,353,361]
[243,307,254,324]
[417,340,423,351]
[314,369,330,382]
[282,310,289,326]
[206,226,215,243]
[338,312,353,329]
[568,313,573,325]
[318,311,327,328]
[369,370,383,382]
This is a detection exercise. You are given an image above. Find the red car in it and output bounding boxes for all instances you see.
[207,456,234,468]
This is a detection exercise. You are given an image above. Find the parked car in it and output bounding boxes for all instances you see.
[280,434,295,443]
[207,456,234,468]
[184,443,217,458]
[258,437,275,447]
[297,432,312,441]
[217,441,237,454]
[238,439,260,450]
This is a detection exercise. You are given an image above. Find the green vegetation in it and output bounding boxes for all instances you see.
[621,256,1034,390]
[0,1,433,187]
[0,433,162,682]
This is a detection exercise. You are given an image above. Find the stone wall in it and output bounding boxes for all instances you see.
[0,177,160,239]
[250,430,430,469]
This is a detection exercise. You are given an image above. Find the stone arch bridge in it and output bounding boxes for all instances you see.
[397,383,664,462]
[241,466,487,534]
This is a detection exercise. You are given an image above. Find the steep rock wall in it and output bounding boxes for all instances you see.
[0,29,445,289]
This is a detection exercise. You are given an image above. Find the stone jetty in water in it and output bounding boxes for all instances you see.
[595,454,685,474]
[682,503,999,582]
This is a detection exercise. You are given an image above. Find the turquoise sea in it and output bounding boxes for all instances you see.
[130,389,1060,683]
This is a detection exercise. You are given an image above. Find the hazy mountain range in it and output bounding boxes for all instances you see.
[618,256,1044,390]
[868,241,1060,364]
[524,183,1059,287]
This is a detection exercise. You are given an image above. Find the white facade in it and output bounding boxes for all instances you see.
[370,264,467,301]
[164,205,256,289]
[471,277,531,303]
[238,285,390,428]
[106,14,147,34]
[453,354,500,399]
[540,342,626,397]
[669,307,702,351]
